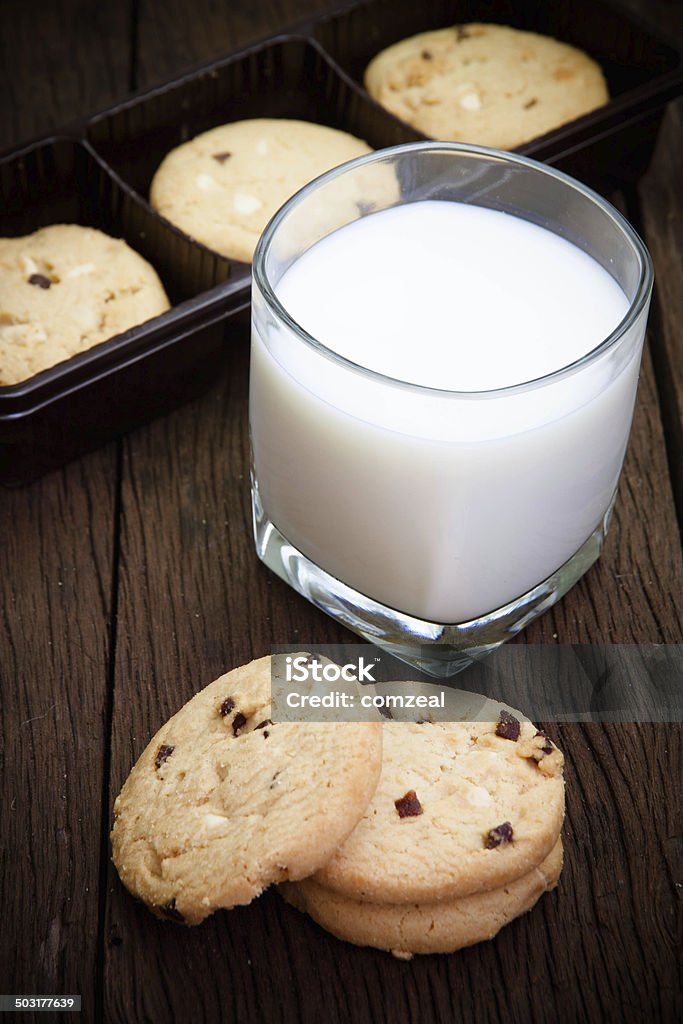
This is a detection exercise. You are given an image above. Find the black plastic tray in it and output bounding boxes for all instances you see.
[1,0,680,485]
[313,0,682,183]
[0,138,249,484]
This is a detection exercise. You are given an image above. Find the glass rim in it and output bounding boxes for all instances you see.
[252,141,653,398]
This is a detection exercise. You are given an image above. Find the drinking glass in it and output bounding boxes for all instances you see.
[249,143,653,676]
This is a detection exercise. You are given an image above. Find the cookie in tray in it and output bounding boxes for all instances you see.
[0,224,170,386]
[149,118,372,263]
[364,23,609,149]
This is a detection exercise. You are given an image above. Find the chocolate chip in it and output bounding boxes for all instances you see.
[485,821,513,848]
[496,710,520,742]
[421,49,433,60]
[160,898,184,922]
[212,151,232,163]
[535,730,554,754]
[219,697,235,717]
[455,25,471,41]
[255,719,272,730]
[232,712,247,736]
[524,98,538,109]
[395,790,423,818]
[154,744,175,769]
[378,704,394,720]
[263,730,270,739]
[28,273,51,289]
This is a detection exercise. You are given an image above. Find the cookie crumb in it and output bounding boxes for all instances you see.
[395,790,423,818]
[524,97,538,109]
[496,710,521,742]
[154,744,175,769]
[485,821,514,848]
[219,697,235,717]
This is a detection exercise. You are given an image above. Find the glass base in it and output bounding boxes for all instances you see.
[252,482,616,678]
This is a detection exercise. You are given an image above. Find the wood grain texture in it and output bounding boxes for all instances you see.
[0,0,680,1021]
[523,341,683,645]
[0,0,133,150]
[639,99,683,532]
[0,1,128,1017]
[0,453,116,1022]
[135,0,352,89]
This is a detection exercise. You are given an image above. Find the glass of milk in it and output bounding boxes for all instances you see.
[249,143,653,676]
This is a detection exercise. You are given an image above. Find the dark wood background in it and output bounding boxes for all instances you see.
[1,1,681,1022]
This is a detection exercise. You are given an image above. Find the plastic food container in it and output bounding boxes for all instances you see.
[1,0,680,485]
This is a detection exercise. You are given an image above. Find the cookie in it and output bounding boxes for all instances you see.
[149,118,372,263]
[282,838,563,958]
[312,715,564,903]
[0,224,170,386]
[111,656,383,925]
[364,23,609,150]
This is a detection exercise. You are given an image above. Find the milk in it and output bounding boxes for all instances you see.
[250,200,639,623]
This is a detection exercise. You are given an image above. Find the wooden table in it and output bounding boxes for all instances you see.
[1,2,681,1021]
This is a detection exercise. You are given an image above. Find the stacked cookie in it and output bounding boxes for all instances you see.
[281,717,564,957]
[111,657,564,957]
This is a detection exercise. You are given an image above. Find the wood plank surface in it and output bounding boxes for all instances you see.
[0,2,131,1021]
[135,0,352,88]
[105,1,683,1019]
[0,0,680,1021]
[0,0,133,150]
[522,340,683,644]
[0,456,117,1022]
[639,99,683,532]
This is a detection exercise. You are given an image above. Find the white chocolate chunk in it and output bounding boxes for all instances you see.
[196,174,216,191]
[66,262,96,279]
[21,256,38,276]
[459,90,482,111]
[203,813,229,829]
[233,192,263,215]
[465,784,493,807]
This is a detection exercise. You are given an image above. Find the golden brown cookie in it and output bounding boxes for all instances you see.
[312,714,564,903]
[150,118,372,262]
[111,656,383,925]
[364,23,609,149]
[0,224,170,385]
[282,838,563,958]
